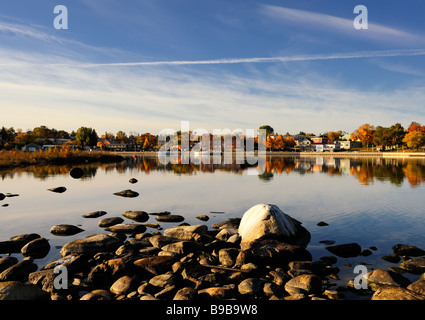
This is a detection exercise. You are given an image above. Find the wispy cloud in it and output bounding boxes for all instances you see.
[260,4,424,46]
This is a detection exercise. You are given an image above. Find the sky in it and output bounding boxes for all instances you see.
[1,0,425,136]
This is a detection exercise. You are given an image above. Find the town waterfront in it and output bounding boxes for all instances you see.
[1,154,425,299]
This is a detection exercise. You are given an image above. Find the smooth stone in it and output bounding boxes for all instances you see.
[399,257,425,274]
[381,254,401,263]
[238,278,263,295]
[148,235,179,248]
[80,289,114,300]
[212,218,241,230]
[238,204,310,247]
[156,215,185,223]
[196,215,209,221]
[325,243,362,258]
[21,238,50,259]
[134,256,176,275]
[110,275,139,295]
[0,281,49,300]
[173,287,197,300]
[122,210,149,222]
[0,259,38,282]
[163,224,208,242]
[392,244,425,257]
[215,228,238,241]
[105,223,146,234]
[161,241,201,255]
[363,269,411,289]
[0,233,41,254]
[198,284,236,299]
[407,280,425,295]
[0,193,5,201]
[69,167,84,179]
[0,257,19,273]
[113,189,139,198]
[129,178,138,184]
[98,217,124,228]
[82,211,107,218]
[219,248,240,267]
[317,221,329,226]
[372,286,425,300]
[48,186,67,193]
[149,272,178,288]
[60,234,123,257]
[284,274,322,296]
[50,224,84,236]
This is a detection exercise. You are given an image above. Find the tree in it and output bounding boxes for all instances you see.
[387,123,405,147]
[284,136,296,149]
[373,126,390,148]
[408,121,425,133]
[116,131,127,143]
[274,135,285,150]
[259,125,274,136]
[266,136,275,151]
[142,138,151,151]
[353,123,375,148]
[75,127,98,149]
[403,132,425,150]
[327,130,343,143]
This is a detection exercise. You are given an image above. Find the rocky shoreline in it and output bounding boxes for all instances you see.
[1,205,425,301]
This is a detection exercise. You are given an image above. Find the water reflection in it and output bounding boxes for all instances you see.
[1,156,425,188]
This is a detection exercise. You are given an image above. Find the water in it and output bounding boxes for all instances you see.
[1,155,425,296]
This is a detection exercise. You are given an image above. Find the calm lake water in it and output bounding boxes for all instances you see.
[1,155,425,296]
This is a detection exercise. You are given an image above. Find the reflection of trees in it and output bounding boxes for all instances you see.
[2,155,425,188]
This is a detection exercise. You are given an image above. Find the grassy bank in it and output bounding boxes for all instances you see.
[0,149,124,170]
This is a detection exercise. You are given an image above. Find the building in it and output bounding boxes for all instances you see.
[339,140,362,150]
[22,143,42,152]
[314,142,341,152]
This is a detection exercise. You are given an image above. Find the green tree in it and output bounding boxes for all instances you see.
[259,125,274,136]
[388,123,406,147]
[76,127,98,149]
[373,126,390,148]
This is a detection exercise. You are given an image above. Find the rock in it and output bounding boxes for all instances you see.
[129,178,138,184]
[174,287,197,300]
[48,186,66,193]
[363,269,411,289]
[0,257,18,273]
[392,244,425,257]
[325,243,362,258]
[50,224,84,236]
[60,234,123,257]
[156,215,185,223]
[317,221,329,226]
[134,256,176,275]
[113,189,139,198]
[212,218,241,230]
[0,193,5,201]
[21,238,50,259]
[0,281,50,300]
[110,275,139,295]
[198,284,236,299]
[149,272,179,288]
[82,211,107,218]
[240,239,312,266]
[196,215,209,221]
[80,289,114,300]
[163,224,208,242]
[28,269,56,293]
[323,290,344,300]
[238,278,263,295]
[161,241,201,256]
[219,248,240,267]
[381,254,401,263]
[99,217,124,228]
[263,282,281,297]
[42,254,90,274]
[0,259,38,282]
[123,210,149,222]
[149,235,178,248]
[105,223,146,234]
[215,228,238,242]
[70,167,84,179]
[399,257,425,274]
[238,204,310,247]
[0,233,41,254]
[149,211,171,216]
[407,280,425,295]
[372,286,425,300]
[284,274,322,296]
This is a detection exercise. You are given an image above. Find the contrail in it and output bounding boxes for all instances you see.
[81,49,425,67]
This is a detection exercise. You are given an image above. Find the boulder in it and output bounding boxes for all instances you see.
[0,233,41,254]
[134,256,176,275]
[238,278,263,295]
[198,284,236,300]
[399,257,425,274]
[284,274,322,296]
[0,259,38,282]
[372,286,425,300]
[363,269,411,290]
[156,215,185,223]
[50,224,84,236]
[110,275,139,295]
[0,257,18,273]
[80,289,114,300]
[60,234,123,257]
[238,204,310,247]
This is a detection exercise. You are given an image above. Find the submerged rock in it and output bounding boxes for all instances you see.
[82,211,107,218]
[113,189,139,198]
[69,167,84,179]
[48,186,67,193]
[399,257,425,274]
[105,223,146,234]
[325,243,362,258]
[156,215,185,223]
[392,244,425,257]
[129,178,138,184]
[238,204,310,247]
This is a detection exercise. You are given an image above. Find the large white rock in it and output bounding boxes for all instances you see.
[238,204,310,247]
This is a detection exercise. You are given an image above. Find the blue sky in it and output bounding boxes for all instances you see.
[1,0,425,135]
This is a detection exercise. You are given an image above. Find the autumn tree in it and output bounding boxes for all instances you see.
[387,123,406,147]
[327,130,343,143]
[284,136,296,149]
[266,136,275,151]
[274,135,285,150]
[352,123,375,148]
[403,131,425,150]
[76,127,98,149]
